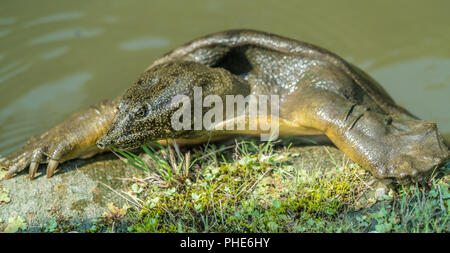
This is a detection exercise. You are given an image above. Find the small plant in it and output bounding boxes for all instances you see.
[112,139,449,233]
[3,216,27,233]
[112,141,195,188]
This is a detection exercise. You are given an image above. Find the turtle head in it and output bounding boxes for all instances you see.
[96,61,248,150]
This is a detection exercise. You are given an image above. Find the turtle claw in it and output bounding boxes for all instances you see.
[3,171,12,180]
[3,156,30,180]
[46,160,59,178]
[1,98,118,180]
[1,137,61,180]
[29,162,39,180]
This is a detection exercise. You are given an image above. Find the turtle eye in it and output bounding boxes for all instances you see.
[135,104,150,120]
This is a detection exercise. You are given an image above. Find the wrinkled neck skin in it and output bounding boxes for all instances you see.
[96,61,250,150]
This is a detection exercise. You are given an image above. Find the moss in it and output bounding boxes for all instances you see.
[126,140,448,232]
[2,139,446,233]
[3,216,27,233]
[120,140,422,233]
[0,187,10,204]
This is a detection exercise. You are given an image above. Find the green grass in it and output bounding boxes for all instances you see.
[112,140,449,233]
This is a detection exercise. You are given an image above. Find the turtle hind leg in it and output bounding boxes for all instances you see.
[283,87,449,185]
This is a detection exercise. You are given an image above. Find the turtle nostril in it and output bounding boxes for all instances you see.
[97,142,105,149]
[97,138,109,150]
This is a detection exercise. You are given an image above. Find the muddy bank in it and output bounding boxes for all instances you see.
[0,144,387,232]
[0,153,141,232]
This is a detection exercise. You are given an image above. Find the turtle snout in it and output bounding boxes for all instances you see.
[97,135,114,150]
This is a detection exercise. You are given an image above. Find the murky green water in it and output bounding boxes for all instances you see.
[1,0,449,156]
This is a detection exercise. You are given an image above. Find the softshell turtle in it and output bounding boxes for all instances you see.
[1,29,449,185]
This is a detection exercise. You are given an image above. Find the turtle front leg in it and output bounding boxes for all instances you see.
[0,98,120,180]
[284,88,449,185]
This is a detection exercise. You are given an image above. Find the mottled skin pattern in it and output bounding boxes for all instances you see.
[1,30,448,185]
[97,61,251,150]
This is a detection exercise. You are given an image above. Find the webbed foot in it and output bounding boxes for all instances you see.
[333,106,450,185]
[373,120,450,185]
